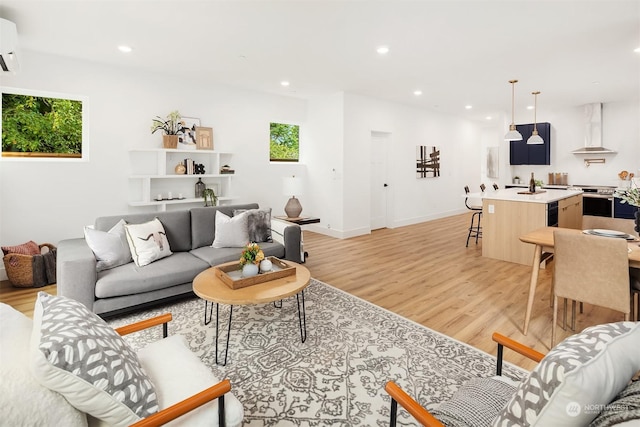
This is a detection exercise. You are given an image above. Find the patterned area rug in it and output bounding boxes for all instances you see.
[107,279,527,426]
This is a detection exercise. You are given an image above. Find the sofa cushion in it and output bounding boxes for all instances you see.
[96,210,192,252]
[30,293,158,425]
[190,204,259,249]
[95,252,210,299]
[493,322,640,427]
[0,303,87,427]
[191,241,285,267]
[2,240,40,256]
[233,208,273,243]
[84,219,132,271]
[125,218,173,267]
[212,211,250,248]
[137,334,244,427]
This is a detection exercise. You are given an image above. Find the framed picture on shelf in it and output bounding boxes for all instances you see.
[178,117,200,145]
[195,126,214,150]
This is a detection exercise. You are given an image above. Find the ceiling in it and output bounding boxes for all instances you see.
[1,0,639,123]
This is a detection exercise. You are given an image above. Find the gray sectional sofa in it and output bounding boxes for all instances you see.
[57,204,302,317]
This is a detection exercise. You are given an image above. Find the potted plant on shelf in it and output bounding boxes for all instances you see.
[150,110,182,149]
[202,188,217,207]
[513,176,521,184]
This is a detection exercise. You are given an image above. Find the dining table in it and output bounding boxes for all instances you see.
[518,226,640,335]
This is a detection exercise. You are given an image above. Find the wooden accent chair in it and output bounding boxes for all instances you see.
[552,230,631,347]
[386,332,544,427]
[464,186,482,247]
[386,323,640,426]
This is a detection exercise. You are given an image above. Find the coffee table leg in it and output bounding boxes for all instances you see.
[273,300,283,309]
[296,290,307,343]
[204,300,214,325]
[215,303,233,366]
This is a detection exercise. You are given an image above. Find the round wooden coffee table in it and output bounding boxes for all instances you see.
[193,260,310,365]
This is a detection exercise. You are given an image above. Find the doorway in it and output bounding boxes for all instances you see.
[370,131,391,230]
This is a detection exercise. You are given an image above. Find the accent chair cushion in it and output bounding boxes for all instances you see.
[0,303,88,427]
[30,292,159,425]
[84,219,132,271]
[493,322,640,426]
[125,218,172,267]
[211,211,249,248]
[233,208,273,243]
[2,240,40,256]
[137,334,245,427]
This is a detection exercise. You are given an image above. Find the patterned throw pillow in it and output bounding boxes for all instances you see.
[84,219,132,271]
[493,322,640,427]
[233,208,273,243]
[30,292,158,425]
[124,218,172,267]
[2,240,40,256]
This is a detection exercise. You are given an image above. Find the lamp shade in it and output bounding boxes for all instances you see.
[282,176,303,196]
[505,127,523,141]
[527,131,544,145]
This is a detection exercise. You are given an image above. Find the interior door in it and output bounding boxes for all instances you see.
[371,131,390,230]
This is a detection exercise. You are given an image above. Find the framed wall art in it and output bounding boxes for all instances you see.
[195,126,214,150]
[416,145,440,178]
[487,146,499,179]
[178,117,200,146]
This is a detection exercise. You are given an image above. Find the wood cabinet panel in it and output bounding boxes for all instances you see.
[558,194,583,229]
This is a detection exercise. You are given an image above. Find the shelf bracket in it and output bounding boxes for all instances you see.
[584,158,605,167]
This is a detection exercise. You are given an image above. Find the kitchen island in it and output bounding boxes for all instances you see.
[481,188,583,265]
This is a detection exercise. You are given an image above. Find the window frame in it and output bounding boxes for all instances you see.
[1,86,89,162]
[269,121,300,163]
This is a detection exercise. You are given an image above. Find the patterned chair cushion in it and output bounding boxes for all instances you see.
[432,376,518,427]
[30,292,158,425]
[493,322,640,426]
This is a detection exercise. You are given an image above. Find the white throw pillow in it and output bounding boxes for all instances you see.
[0,303,87,427]
[211,211,250,248]
[125,217,172,267]
[493,322,640,426]
[30,292,159,426]
[84,219,132,271]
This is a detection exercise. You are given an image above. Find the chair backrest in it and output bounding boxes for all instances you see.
[554,230,630,314]
[480,184,486,192]
[493,183,499,190]
[464,186,470,194]
[582,216,636,237]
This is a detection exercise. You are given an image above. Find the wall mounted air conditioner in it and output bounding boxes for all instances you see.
[0,18,20,73]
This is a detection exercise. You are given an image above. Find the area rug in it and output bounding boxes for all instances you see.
[107,279,527,426]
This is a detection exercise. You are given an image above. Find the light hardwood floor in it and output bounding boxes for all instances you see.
[0,213,627,371]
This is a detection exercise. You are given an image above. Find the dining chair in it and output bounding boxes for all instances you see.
[631,268,640,321]
[464,186,482,247]
[552,230,631,347]
[492,183,499,190]
[479,183,486,193]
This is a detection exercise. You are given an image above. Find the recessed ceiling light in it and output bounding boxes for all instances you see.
[280,81,290,87]
[118,45,133,53]
[414,90,422,96]
[465,105,472,110]
[527,105,534,110]
[486,116,492,120]
[376,46,389,55]
[634,47,640,53]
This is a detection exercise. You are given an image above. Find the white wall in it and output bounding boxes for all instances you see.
[509,101,640,187]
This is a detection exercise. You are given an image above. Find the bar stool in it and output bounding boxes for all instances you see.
[464,186,482,247]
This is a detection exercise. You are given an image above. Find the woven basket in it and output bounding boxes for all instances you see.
[3,243,56,288]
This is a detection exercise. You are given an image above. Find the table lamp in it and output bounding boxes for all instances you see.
[283,175,303,218]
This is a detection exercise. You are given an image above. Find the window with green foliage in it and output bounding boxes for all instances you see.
[1,87,87,159]
[270,122,299,162]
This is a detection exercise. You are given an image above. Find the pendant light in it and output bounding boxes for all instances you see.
[505,79,523,141]
[527,91,544,145]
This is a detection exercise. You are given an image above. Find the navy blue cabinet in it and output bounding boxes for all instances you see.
[509,122,551,165]
[614,197,637,219]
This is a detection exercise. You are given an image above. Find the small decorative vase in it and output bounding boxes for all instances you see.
[174,162,186,174]
[163,135,178,149]
[242,263,259,278]
[259,259,273,273]
[194,178,205,198]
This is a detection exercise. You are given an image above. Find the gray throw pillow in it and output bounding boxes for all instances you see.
[84,219,132,271]
[233,208,273,243]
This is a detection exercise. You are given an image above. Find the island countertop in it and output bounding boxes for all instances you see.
[482,187,583,204]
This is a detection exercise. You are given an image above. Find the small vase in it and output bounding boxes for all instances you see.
[260,259,273,273]
[242,263,259,278]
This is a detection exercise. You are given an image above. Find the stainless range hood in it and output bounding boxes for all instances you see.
[571,103,617,154]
